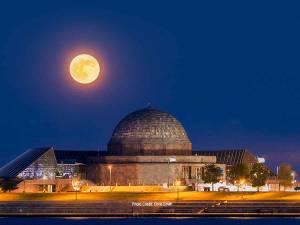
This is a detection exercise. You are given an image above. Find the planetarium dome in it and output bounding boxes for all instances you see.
[107,107,192,156]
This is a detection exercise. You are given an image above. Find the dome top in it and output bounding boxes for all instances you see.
[108,107,192,156]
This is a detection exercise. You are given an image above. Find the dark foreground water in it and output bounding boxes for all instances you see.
[0,218,299,225]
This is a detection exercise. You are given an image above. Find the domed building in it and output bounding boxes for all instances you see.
[107,107,192,156]
[1,106,259,192]
[87,107,226,187]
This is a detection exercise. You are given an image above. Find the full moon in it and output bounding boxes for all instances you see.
[69,54,100,84]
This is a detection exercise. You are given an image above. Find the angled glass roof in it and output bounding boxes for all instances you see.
[54,150,105,164]
[193,149,258,166]
[0,147,52,178]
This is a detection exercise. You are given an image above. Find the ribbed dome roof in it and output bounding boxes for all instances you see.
[108,107,192,155]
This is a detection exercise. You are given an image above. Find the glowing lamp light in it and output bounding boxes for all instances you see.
[291,172,295,177]
[71,177,83,200]
[72,178,82,191]
[257,157,265,163]
[175,180,181,201]
[107,165,112,191]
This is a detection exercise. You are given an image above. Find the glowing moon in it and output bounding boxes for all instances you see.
[69,54,100,84]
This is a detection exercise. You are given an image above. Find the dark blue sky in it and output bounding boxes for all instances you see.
[0,1,300,171]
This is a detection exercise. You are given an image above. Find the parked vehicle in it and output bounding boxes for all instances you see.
[203,187,211,192]
[218,186,230,192]
[294,186,300,191]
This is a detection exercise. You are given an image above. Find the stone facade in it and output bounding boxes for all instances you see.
[88,155,226,186]
[108,107,192,156]
[16,179,72,193]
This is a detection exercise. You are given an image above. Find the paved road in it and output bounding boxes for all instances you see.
[1,200,300,217]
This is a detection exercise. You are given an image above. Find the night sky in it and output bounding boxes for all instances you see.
[0,1,300,172]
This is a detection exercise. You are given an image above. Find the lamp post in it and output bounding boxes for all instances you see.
[23,180,26,193]
[72,177,81,200]
[240,179,245,199]
[108,165,112,192]
[42,175,47,193]
[167,159,170,188]
[75,185,78,200]
[168,157,176,188]
[175,180,181,201]
[240,179,245,189]
[291,172,296,187]
[276,165,280,191]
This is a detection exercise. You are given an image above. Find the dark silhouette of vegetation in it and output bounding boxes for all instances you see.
[278,163,294,191]
[227,163,249,191]
[0,178,19,192]
[249,163,270,192]
[202,164,223,191]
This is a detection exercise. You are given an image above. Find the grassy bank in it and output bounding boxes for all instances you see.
[0,192,300,201]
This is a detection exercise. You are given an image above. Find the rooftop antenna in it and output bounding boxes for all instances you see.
[97,145,100,161]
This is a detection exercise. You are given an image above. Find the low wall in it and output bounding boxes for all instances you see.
[14,179,73,193]
[82,185,188,192]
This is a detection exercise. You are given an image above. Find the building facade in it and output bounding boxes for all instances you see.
[0,107,263,192]
[88,155,225,186]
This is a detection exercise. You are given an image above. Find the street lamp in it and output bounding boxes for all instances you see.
[72,177,81,200]
[108,165,112,192]
[23,180,26,193]
[167,159,170,188]
[291,172,295,179]
[42,175,47,193]
[167,157,176,188]
[240,179,245,188]
[175,180,181,201]
[239,179,246,199]
[291,172,296,185]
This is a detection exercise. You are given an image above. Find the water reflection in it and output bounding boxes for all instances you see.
[0,217,299,225]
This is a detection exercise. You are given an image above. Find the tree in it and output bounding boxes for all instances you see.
[249,163,270,192]
[227,163,249,191]
[202,164,223,191]
[278,163,294,191]
[0,178,19,192]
